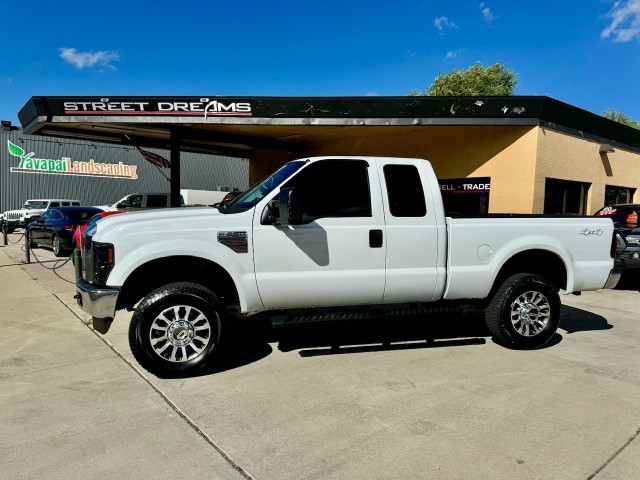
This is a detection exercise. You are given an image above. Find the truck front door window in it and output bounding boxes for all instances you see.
[119,195,142,208]
[282,159,372,221]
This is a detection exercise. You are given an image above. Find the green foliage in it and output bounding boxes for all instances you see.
[408,62,518,97]
[603,109,640,130]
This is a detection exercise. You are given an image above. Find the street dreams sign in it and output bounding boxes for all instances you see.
[7,141,138,179]
[60,98,252,117]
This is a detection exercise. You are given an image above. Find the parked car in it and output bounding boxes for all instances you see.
[99,192,183,211]
[72,210,126,251]
[595,204,640,287]
[2,198,81,232]
[213,191,242,209]
[28,206,103,257]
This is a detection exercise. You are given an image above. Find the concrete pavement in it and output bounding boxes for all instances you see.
[1,234,639,479]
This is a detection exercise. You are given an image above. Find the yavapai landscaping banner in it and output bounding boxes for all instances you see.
[7,141,138,179]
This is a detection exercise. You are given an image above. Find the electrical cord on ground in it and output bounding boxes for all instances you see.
[6,231,26,244]
[30,248,75,283]
[25,239,75,284]
[1,222,26,245]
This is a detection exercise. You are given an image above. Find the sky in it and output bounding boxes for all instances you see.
[1,1,640,126]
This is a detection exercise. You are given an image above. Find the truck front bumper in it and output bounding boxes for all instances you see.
[75,278,119,323]
[5,219,25,229]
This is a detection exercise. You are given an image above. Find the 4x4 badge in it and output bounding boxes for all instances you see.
[580,228,603,236]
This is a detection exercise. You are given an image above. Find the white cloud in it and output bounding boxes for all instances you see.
[366,92,379,96]
[59,48,120,69]
[446,49,462,59]
[479,2,496,23]
[434,16,458,31]
[601,0,640,42]
[1,77,13,85]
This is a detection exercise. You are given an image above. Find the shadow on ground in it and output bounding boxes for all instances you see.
[188,313,491,378]
[181,304,614,378]
[560,305,613,334]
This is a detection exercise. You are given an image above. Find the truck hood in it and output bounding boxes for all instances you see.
[4,208,45,215]
[90,206,231,241]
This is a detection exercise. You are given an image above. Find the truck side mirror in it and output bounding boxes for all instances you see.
[260,188,304,226]
[277,187,302,226]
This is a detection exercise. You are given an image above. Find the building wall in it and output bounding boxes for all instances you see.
[423,126,538,214]
[294,125,537,214]
[245,124,640,215]
[534,127,640,214]
[0,128,249,212]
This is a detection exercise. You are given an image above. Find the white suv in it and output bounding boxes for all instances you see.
[2,199,81,232]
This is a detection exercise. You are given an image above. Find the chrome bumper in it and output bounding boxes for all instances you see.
[75,278,119,320]
[603,269,622,290]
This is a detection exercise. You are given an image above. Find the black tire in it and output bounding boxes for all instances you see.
[52,233,67,257]
[129,282,223,376]
[485,273,560,349]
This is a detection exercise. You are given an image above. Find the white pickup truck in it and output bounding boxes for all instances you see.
[75,156,619,375]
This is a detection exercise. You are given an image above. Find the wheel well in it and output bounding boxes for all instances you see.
[494,250,567,292]
[117,256,240,312]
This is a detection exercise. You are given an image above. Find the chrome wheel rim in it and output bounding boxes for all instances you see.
[53,235,60,254]
[510,290,551,337]
[149,305,214,362]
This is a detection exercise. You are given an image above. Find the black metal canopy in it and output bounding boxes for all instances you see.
[19,95,640,156]
[18,95,640,207]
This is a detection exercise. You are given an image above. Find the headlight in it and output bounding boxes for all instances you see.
[616,234,626,253]
[93,242,115,285]
[625,235,640,245]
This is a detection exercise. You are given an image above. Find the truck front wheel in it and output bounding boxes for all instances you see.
[485,273,560,349]
[129,282,223,376]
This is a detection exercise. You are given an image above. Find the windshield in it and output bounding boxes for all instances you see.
[23,201,48,209]
[220,161,306,214]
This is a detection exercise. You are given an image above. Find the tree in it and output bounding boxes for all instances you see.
[408,62,518,96]
[603,108,640,130]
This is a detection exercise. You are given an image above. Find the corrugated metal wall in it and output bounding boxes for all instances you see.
[0,127,249,212]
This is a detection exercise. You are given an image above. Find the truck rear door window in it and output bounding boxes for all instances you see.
[147,195,169,208]
[383,165,427,217]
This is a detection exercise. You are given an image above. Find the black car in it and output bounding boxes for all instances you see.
[27,206,104,257]
[595,204,640,286]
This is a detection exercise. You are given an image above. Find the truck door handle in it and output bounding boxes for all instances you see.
[369,229,383,248]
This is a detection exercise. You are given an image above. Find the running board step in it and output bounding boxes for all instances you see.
[271,304,475,328]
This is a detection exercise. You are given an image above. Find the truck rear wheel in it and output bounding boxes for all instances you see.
[485,273,560,349]
[129,282,223,376]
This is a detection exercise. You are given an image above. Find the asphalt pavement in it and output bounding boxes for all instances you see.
[1,233,639,480]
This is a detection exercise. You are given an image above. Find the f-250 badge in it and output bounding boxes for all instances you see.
[580,228,603,236]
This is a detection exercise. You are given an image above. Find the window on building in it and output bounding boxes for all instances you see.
[383,165,426,217]
[543,178,591,215]
[604,185,636,206]
[282,159,372,220]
